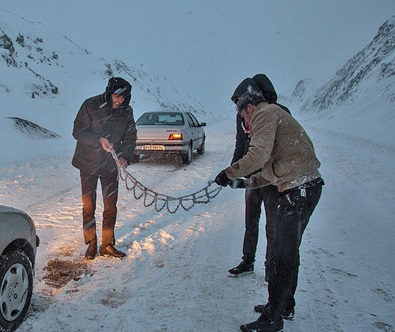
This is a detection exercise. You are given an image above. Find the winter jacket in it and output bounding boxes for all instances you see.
[72,94,137,175]
[231,113,249,165]
[231,104,291,165]
[225,102,321,192]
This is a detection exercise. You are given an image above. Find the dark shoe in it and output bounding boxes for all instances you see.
[280,307,294,320]
[240,315,283,332]
[254,303,270,315]
[228,261,254,275]
[99,244,126,258]
[254,303,294,320]
[85,242,97,260]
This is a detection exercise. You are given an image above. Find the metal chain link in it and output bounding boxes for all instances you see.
[110,149,222,214]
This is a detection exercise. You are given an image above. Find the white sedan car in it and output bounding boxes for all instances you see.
[134,111,206,164]
[0,205,39,331]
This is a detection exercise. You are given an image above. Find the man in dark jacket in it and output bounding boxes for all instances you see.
[72,77,137,260]
[228,75,283,279]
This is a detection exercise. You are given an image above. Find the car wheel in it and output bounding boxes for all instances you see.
[197,137,205,154]
[0,250,33,332]
[182,143,192,164]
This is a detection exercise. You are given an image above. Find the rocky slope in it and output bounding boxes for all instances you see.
[299,16,395,113]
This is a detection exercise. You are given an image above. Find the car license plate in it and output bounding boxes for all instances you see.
[143,145,165,151]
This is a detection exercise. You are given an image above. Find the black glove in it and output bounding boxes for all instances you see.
[215,170,231,187]
[229,178,245,189]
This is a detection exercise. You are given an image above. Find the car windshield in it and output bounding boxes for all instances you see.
[136,112,184,126]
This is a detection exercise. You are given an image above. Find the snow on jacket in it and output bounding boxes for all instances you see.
[72,94,137,175]
[225,102,321,192]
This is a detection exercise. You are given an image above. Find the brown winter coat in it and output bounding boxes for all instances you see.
[72,94,137,175]
[225,102,321,192]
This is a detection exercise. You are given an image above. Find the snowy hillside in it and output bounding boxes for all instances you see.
[0,8,208,145]
[1,1,395,332]
[0,8,208,115]
[300,16,395,112]
[278,78,320,109]
[295,16,395,144]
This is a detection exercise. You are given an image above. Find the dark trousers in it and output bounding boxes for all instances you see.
[267,183,322,320]
[80,170,119,247]
[243,185,279,268]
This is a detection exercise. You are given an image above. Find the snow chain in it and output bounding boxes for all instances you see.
[110,149,222,214]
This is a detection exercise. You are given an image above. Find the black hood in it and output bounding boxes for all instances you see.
[231,78,264,111]
[231,74,278,106]
[252,74,277,103]
[231,78,260,103]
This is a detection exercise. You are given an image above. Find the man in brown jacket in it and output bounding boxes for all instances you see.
[215,77,324,332]
[72,77,137,260]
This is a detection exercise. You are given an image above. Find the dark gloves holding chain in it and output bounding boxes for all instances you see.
[215,170,246,188]
[214,170,231,187]
[229,178,245,189]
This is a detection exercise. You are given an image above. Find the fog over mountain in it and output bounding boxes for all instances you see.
[3,1,395,112]
[1,5,395,146]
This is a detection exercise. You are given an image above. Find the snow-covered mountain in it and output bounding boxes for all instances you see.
[278,78,319,109]
[2,9,395,146]
[0,9,208,135]
[279,16,395,145]
[299,16,395,112]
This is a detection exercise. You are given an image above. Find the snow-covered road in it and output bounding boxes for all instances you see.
[1,117,394,331]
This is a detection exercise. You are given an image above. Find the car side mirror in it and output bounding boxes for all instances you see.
[200,122,206,127]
